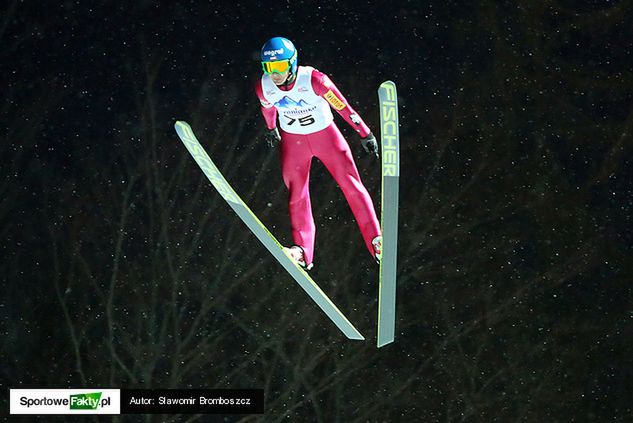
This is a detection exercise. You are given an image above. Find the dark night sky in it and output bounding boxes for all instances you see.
[7,2,477,148]
[2,1,633,421]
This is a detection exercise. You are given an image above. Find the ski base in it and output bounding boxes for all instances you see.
[174,121,364,341]
[377,81,399,347]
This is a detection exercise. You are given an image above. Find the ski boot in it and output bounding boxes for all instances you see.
[283,245,313,271]
[372,235,382,264]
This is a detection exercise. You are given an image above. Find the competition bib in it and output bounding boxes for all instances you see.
[261,66,334,134]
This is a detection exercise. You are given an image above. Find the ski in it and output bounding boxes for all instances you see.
[174,121,364,341]
[377,81,400,347]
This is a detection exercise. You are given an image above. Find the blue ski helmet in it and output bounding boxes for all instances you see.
[260,37,298,75]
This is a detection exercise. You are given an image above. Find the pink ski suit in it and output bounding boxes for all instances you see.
[255,66,381,267]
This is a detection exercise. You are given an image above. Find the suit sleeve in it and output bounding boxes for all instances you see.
[255,79,278,130]
[311,70,371,138]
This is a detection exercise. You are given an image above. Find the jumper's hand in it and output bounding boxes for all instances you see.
[361,132,379,158]
[264,127,281,148]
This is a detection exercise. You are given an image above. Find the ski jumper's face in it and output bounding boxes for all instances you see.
[270,69,290,85]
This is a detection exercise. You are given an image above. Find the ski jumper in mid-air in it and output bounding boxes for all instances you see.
[255,36,382,270]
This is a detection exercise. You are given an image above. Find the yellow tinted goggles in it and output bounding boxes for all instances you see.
[262,60,291,74]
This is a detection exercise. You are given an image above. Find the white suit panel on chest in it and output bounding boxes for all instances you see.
[261,66,334,134]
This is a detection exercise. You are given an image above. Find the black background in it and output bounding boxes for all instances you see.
[2,1,632,422]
